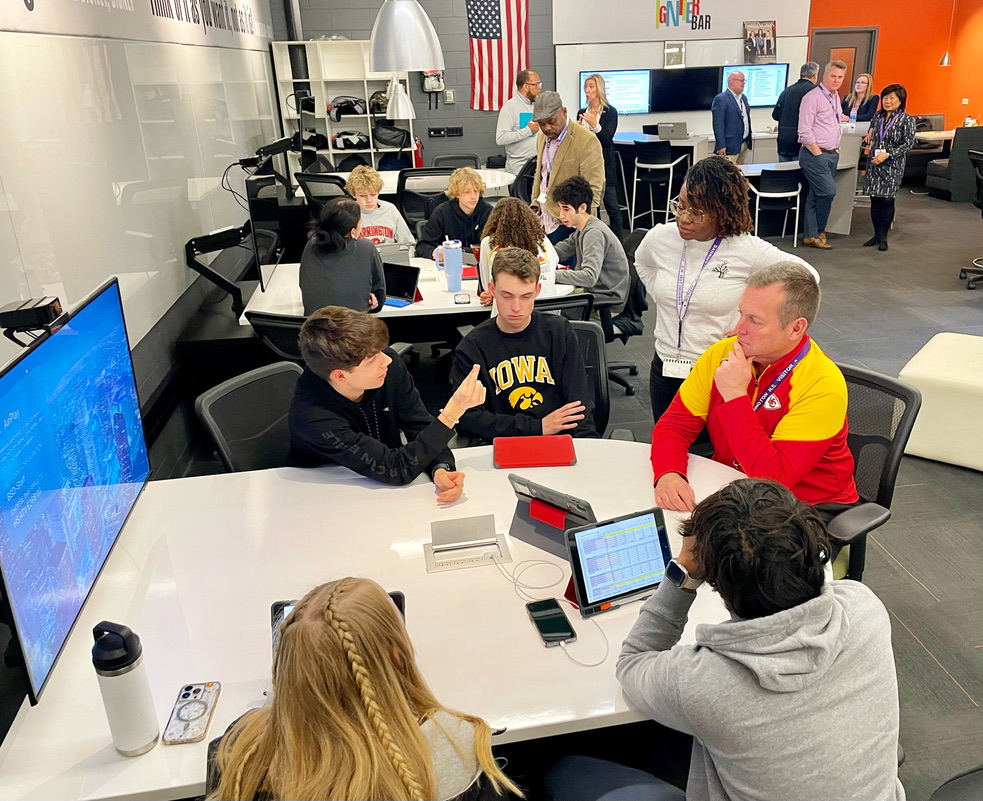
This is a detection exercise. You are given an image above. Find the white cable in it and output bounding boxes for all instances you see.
[556,597,610,668]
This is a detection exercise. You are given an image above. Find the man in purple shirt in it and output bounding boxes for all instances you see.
[797,60,847,249]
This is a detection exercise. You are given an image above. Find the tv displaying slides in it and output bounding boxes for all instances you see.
[722,63,790,107]
[650,67,721,112]
[0,278,150,702]
[578,70,651,115]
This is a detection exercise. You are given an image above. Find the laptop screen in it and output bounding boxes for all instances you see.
[383,263,420,301]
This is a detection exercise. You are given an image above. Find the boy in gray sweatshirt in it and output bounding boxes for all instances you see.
[548,479,904,801]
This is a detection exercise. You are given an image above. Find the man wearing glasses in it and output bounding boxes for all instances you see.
[496,70,543,175]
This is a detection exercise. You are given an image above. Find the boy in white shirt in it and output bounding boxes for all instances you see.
[346,165,415,246]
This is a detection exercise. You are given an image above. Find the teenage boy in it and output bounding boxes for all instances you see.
[346,165,415,246]
[416,167,494,259]
[450,247,597,441]
[552,176,629,313]
[290,306,485,502]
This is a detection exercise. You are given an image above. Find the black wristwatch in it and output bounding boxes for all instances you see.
[665,558,704,592]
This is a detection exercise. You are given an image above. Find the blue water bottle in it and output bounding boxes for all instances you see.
[441,239,464,293]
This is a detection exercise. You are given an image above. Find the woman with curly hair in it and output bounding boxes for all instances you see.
[477,197,558,310]
[207,577,521,801]
[634,156,818,423]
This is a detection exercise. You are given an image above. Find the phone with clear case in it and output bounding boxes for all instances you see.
[162,681,221,745]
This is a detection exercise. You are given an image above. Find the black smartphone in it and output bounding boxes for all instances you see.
[526,598,576,648]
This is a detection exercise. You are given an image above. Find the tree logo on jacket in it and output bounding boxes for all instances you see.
[509,387,544,410]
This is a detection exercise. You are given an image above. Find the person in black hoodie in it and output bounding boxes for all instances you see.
[415,167,494,259]
[289,306,486,502]
[772,62,820,162]
[450,247,597,442]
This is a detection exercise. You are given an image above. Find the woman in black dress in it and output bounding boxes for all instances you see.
[862,84,916,251]
[577,73,623,240]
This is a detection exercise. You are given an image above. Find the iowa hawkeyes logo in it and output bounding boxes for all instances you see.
[508,386,544,410]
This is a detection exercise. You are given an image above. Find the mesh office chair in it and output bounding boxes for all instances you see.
[534,292,594,320]
[396,168,455,230]
[747,168,803,247]
[245,310,306,361]
[596,228,648,396]
[570,321,610,436]
[826,364,922,581]
[195,362,303,472]
[295,172,348,219]
[307,154,335,174]
[509,156,538,203]
[958,150,983,289]
[433,153,481,169]
[631,140,688,227]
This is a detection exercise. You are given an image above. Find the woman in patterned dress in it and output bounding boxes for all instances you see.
[862,84,916,251]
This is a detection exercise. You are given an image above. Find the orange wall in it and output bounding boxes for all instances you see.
[809,0,982,125]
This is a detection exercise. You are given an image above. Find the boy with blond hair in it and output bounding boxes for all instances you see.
[345,165,415,246]
[416,167,493,259]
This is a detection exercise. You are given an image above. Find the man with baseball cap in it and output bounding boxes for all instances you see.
[529,90,605,244]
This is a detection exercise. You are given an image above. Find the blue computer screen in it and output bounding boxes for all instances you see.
[0,280,150,701]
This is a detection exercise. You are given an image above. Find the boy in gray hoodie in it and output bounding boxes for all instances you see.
[548,479,904,801]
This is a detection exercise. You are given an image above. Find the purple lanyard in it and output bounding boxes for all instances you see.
[675,237,722,348]
[878,113,900,144]
[752,339,812,412]
[819,85,839,118]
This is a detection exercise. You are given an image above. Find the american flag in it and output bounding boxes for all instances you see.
[466,0,529,111]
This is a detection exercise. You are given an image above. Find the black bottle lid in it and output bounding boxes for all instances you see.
[92,621,143,671]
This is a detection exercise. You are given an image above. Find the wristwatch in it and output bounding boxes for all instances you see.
[665,558,704,592]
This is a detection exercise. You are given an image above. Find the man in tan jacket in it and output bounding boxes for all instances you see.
[529,90,605,244]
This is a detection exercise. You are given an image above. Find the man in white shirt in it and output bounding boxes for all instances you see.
[711,71,752,164]
[496,70,542,175]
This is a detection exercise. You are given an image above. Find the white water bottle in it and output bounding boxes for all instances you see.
[92,621,159,757]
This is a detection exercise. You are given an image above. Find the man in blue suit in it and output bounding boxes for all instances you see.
[712,71,753,164]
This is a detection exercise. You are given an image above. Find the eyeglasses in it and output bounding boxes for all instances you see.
[525,81,543,87]
[668,197,706,223]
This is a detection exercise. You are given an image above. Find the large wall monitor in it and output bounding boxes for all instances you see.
[578,70,652,115]
[0,279,151,703]
[722,63,790,107]
[650,67,721,113]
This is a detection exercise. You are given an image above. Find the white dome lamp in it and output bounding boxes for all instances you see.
[370,0,446,120]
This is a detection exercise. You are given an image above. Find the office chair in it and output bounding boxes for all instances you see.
[930,766,983,801]
[195,361,303,472]
[631,140,688,227]
[509,156,538,203]
[958,149,983,289]
[433,153,481,169]
[826,364,922,582]
[396,167,455,230]
[245,310,306,361]
[596,228,648,396]
[294,172,348,219]
[306,154,335,174]
[534,292,594,320]
[747,168,803,247]
[570,321,611,437]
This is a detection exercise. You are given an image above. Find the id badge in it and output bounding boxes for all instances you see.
[662,358,693,379]
[537,191,548,204]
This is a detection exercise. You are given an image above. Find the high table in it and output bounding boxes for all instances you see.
[0,441,742,801]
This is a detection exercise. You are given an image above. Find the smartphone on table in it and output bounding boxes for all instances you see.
[162,681,222,745]
[526,598,576,648]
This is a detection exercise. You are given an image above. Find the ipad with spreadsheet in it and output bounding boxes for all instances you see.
[565,508,672,618]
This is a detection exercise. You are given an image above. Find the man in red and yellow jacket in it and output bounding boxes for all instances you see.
[652,262,858,512]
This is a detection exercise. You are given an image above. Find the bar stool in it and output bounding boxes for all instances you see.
[631,140,689,227]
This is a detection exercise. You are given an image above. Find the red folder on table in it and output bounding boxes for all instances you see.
[493,435,577,469]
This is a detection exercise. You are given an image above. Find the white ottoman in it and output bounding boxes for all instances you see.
[899,333,983,471]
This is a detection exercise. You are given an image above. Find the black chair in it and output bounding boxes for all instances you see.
[958,150,983,289]
[570,321,611,437]
[747,168,803,247]
[294,172,348,219]
[396,167,455,230]
[195,362,303,472]
[631,140,688,227]
[534,292,594,320]
[306,154,335,174]
[597,228,648,396]
[930,766,983,801]
[245,310,306,361]
[433,153,481,169]
[826,364,922,582]
[509,156,538,203]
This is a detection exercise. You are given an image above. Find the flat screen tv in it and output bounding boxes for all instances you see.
[650,67,721,113]
[578,70,652,115]
[0,279,150,703]
[722,63,790,107]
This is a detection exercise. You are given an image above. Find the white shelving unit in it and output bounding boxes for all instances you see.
[272,40,415,172]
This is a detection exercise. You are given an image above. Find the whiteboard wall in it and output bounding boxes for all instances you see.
[0,32,278,366]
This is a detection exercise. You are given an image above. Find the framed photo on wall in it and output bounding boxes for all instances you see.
[743,21,777,64]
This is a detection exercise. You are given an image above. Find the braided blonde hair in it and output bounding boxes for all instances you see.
[209,577,521,800]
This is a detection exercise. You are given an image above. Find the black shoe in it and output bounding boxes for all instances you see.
[863,236,879,247]
[878,240,888,251]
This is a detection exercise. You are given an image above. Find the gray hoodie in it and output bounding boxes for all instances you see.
[617,579,904,801]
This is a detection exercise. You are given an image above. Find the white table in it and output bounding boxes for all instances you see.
[0,441,742,801]
[302,168,516,197]
[240,259,573,324]
[614,131,710,164]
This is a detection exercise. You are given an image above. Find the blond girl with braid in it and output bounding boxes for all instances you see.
[207,578,520,801]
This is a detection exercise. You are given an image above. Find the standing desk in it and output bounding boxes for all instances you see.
[0,440,742,801]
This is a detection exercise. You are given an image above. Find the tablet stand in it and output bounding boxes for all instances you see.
[507,497,593,559]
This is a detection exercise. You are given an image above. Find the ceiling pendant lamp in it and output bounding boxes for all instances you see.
[369,0,445,73]
[385,75,416,120]
[939,1,955,66]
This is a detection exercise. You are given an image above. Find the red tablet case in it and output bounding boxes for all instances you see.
[462,265,478,280]
[493,435,577,469]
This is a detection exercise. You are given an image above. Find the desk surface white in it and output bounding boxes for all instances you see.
[0,440,741,801]
[241,260,572,324]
